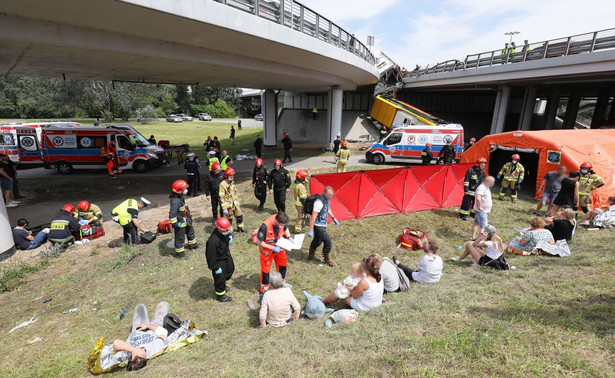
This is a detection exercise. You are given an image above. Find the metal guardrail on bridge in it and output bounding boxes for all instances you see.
[407,28,615,78]
[213,0,375,65]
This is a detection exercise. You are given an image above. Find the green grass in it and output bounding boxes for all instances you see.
[0,258,50,292]
[0,165,614,376]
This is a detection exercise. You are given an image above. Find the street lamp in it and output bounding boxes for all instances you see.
[505,31,520,44]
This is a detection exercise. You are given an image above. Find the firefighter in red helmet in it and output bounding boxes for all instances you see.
[169,180,197,259]
[75,200,103,227]
[219,167,245,232]
[459,157,487,220]
[578,161,604,213]
[48,204,82,248]
[497,154,525,203]
[206,217,235,302]
[252,158,268,211]
[292,169,309,232]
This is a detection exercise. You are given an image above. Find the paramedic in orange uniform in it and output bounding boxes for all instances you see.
[256,212,291,294]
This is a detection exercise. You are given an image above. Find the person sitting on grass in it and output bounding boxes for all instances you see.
[452,225,504,267]
[259,271,301,328]
[392,241,443,283]
[12,218,49,250]
[112,302,171,371]
[579,196,615,228]
[544,208,576,241]
[344,253,384,312]
[506,216,555,254]
[321,262,365,304]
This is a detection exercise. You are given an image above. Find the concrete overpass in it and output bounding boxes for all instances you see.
[400,28,615,138]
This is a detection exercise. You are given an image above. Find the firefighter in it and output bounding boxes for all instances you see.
[206,217,235,302]
[268,159,291,212]
[75,200,103,226]
[421,143,434,165]
[252,158,268,211]
[438,139,456,164]
[100,144,117,178]
[292,169,309,233]
[205,162,224,223]
[578,162,605,213]
[335,140,351,173]
[257,212,291,294]
[184,153,200,197]
[459,157,487,220]
[169,180,198,260]
[497,154,525,203]
[207,150,219,170]
[307,186,339,267]
[282,132,293,163]
[464,137,476,152]
[108,141,121,175]
[111,198,151,245]
[48,204,82,248]
[219,167,245,232]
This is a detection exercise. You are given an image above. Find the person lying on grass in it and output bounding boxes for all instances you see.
[392,241,443,283]
[506,216,555,254]
[579,196,615,228]
[259,271,301,328]
[452,225,504,267]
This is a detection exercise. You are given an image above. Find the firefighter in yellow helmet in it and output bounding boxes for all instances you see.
[219,167,245,232]
[578,162,604,213]
[335,140,351,173]
[497,154,525,203]
[292,169,309,232]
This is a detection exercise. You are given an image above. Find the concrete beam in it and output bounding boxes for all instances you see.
[262,89,277,146]
[518,86,537,130]
[490,85,510,134]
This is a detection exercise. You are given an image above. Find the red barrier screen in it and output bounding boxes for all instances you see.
[309,164,472,221]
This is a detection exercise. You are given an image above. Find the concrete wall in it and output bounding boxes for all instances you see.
[277,109,378,143]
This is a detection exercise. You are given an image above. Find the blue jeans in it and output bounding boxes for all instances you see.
[26,232,48,250]
[473,212,489,228]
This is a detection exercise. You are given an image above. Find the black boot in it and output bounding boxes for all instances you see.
[187,243,200,250]
[216,294,232,303]
[176,252,190,260]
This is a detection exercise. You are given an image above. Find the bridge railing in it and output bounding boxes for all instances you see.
[407,27,615,78]
[214,0,375,65]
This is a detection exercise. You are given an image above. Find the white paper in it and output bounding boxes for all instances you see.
[275,234,305,251]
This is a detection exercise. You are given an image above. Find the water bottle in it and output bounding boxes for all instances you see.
[324,319,333,328]
[457,245,464,251]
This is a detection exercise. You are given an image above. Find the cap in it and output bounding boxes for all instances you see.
[187,153,195,158]
[209,150,216,156]
[140,197,151,206]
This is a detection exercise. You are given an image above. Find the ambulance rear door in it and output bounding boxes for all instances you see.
[113,132,134,167]
[16,126,42,166]
[0,126,18,163]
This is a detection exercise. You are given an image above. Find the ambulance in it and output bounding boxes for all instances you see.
[40,124,166,174]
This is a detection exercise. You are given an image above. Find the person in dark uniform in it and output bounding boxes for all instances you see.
[203,136,213,152]
[229,125,235,145]
[183,153,200,197]
[268,159,291,212]
[237,119,242,130]
[282,132,293,163]
[254,134,263,158]
[459,158,487,220]
[438,139,456,164]
[212,137,221,158]
[169,180,198,260]
[421,143,434,165]
[48,204,82,248]
[332,135,341,154]
[112,198,151,245]
[253,158,268,211]
[205,162,224,223]
[206,217,235,302]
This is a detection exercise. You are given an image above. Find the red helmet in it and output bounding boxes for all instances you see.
[108,141,116,148]
[425,143,432,147]
[512,154,520,160]
[274,159,282,167]
[580,162,592,170]
[283,132,289,136]
[224,167,236,179]
[172,179,188,193]
[211,162,221,172]
[215,217,232,235]
[255,158,264,166]
[469,138,476,143]
[341,140,348,147]
[62,204,76,214]
[296,169,308,180]
[476,157,487,165]
[77,200,90,212]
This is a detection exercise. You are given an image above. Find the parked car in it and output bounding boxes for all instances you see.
[166,114,183,123]
[199,113,212,121]
[254,114,264,121]
[177,113,193,122]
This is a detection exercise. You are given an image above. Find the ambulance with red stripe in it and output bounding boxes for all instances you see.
[365,96,464,164]
[40,124,166,174]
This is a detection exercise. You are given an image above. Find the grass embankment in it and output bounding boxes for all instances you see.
[1,162,614,377]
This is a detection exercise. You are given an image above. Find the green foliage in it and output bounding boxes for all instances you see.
[202,99,236,118]
[0,258,50,292]
[135,105,156,124]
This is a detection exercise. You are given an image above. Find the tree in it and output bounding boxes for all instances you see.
[175,84,191,114]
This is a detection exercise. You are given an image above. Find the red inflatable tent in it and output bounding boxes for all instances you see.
[460,129,615,208]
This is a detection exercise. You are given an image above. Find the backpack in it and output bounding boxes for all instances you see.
[157,219,173,234]
[140,231,157,244]
[302,194,320,216]
[250,228,260,245]
[163,313,182,335]
[79,224,105,240]
[398,228,429,251]
[484,255,510,270]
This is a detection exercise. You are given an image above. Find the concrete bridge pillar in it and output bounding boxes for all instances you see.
[591,90,610,128]
[563,92,582,129]
[0,200,16,261]
[283,91,295,109]
[518,86,537,130]
[490,85,510,135]
[544,88,561,130]
[262,89,278,146]
[609,97,615,121]
[327,86,343,144]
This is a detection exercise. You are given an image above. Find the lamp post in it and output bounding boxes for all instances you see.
[505,31,520,44]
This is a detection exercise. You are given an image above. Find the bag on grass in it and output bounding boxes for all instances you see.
[398,228,429,251]
[79,224,105,240]
[484,255,510,270]
[157,219,173,234]
[302,194,320,216]
[140,231,157,244]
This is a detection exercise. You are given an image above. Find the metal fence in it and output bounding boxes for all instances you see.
[407,28,615,78]
[213,0,375,65]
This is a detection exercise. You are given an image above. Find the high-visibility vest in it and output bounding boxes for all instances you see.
[220,156,231,170]
[112,199,138,226]
[292,181,307,206]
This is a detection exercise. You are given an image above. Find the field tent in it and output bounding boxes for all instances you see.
[460,129,615,208]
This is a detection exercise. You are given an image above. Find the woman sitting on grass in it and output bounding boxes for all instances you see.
[506,216,555,254]
[259,271,301,328]
[340,253,384,312]
[392,241,443,283]
[452,225,504,267]
[544,208,576,241]
[579,196,615,228]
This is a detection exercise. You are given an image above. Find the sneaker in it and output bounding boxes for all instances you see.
[531,210,539,216]
[471,262,480,267]
[451,257,464,262]
[392,255,399,265]
[10,200,20,204]
[216,294,232,303]
[6,203,18,208]
[510,266,517,270]
[281,282,293,289]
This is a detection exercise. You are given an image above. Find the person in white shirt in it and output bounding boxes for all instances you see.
[393,241,443,284]
[471,176,495,240]
[453,225,504,267]
[343,253,384,312]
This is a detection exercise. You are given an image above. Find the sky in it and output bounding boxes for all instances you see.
[300,0,615,69]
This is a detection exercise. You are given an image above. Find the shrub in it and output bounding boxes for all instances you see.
[135,105,156,124]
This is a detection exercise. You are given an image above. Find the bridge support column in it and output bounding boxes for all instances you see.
[283,91,295,109]
[563,92,582,129]
[518,86,537,131]
[0,201,16,261]
[490,85,510,135]
[544,88,561,130]
[327,86,343,144]
[591,90,610,128]
[262,89,278,146]
[609,97,615,121]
